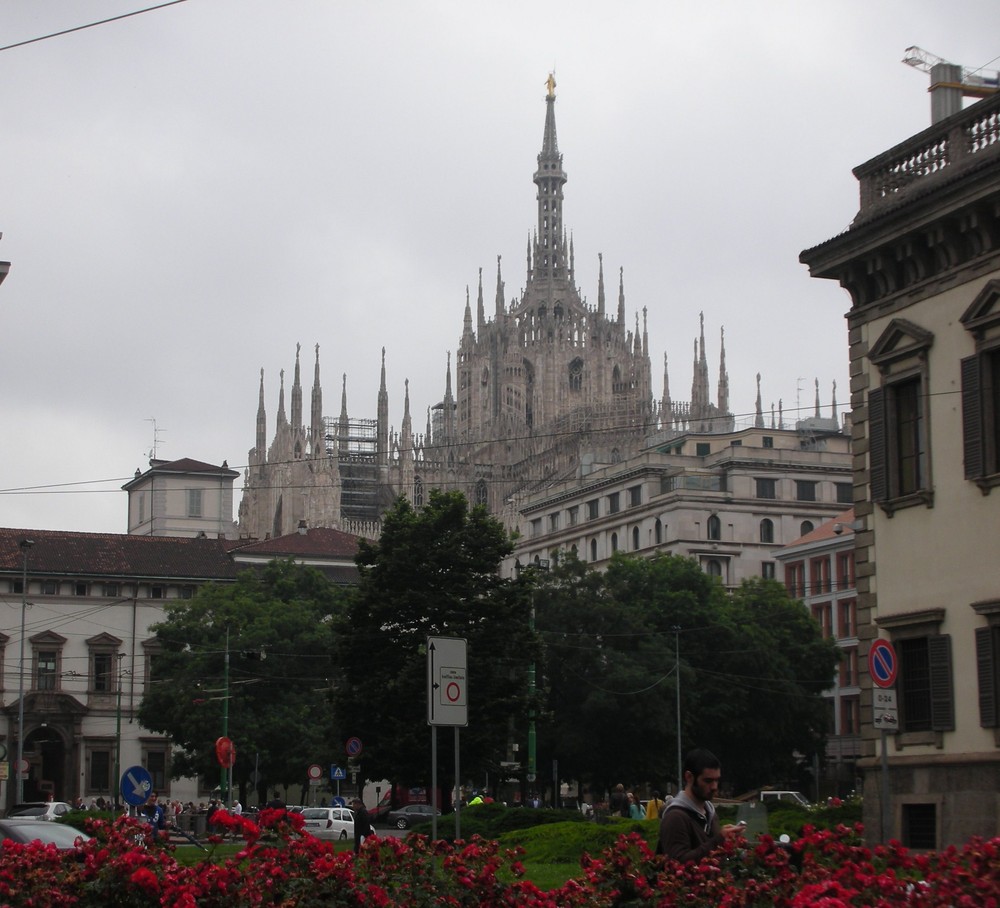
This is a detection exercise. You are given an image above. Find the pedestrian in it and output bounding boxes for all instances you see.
[351,798,372,854]
[609,783,627,817]
[232,799,243,816]
[142,791,167,838]
[645,789,665,820]
[626,792,644,819]
[657,748,744,862]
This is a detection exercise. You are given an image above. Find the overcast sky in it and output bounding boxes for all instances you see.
[1,0,997,534]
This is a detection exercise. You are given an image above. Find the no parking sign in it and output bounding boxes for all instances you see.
[868,638,898,688]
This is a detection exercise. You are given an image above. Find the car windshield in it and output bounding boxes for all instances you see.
[8,805,48,817]
[300,809,328,819]
[2,822,89,847]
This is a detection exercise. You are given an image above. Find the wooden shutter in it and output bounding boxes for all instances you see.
[929,634,954,732]
[868,388,887,501]
[976,626,998,728]
[961,355,984,481]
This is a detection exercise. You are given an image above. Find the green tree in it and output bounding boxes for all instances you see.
[533,553,838,796]
[331,490,536,795]
[137,560,347,801]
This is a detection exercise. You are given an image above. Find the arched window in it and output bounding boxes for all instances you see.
[474,479,488,508]
[413,477,424,507]
[706,559,722,578]
[632,526,640,551]
[590,538,597,562]
[568,358,584,392]
[610,532,618,553]
[655,518,663,545]
[707,515,721,541]
[760,518,774,544]
[800,520,814,536]
[610,447,622,464]
[570,544,578,559]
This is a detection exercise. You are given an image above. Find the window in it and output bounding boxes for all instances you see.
[837,553,854,590]
[631,526,640,551]
[839,695,860,734]
[149,585,165,600]
[654,519,663,544]
[567,506,579,526]
[800,520,814,536]
[75,581,88,596]
[11,579,23,595]
[530,518,542,538]
[901,803,937,850]
[897,634,953,734]
[628,485,642,507]
[785,562,805,598]
[759,518,774,544]
[608,492,620,514]
[143,746,169,790]
[761,561,775,579]
[839,600,857,638]
[413,476,424,507]
[810,557,831,594]
[93,653,114,692]
[796,480,817,502]
[586,499,599,520]
[762,436,774,449]
[835,482,853,504]
[548,513,560,532]
[188,488,203,517]
[839,647,858,686]
[589,538,597,562]
[37,651,57,690]
[756,478,776,499]
[42,580,57,595]
[707,515,721,541]
[86,745,113,794]
[475,479,488,508]
[960,279,1000,491]
[868,319,934,513]
[973,606,1000,730]
[731,439,742,447]
[103,582,120,597]
[610,532,618,553]
[696,442,711,456]
[811,603,832,638]
[705,559,723,578]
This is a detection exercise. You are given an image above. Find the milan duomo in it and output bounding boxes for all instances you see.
[237,80,734,540]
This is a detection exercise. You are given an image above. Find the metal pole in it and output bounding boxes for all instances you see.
[454,726,461,840]
[222,628,230,807]
[674,626,682,794]
[114,653,124,809]
[16,539,33,805]
[880,728,890,842]
[527,592,536,790]
[431,725,438,841]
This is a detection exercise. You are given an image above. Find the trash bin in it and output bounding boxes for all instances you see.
[193,814,207,837]
[177,814,192,833]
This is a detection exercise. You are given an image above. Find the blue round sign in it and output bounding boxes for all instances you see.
[345,736,363,758]
[120,765,154,806]
[869,639,898,689]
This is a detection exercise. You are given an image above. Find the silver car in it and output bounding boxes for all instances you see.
[300,806,355,841]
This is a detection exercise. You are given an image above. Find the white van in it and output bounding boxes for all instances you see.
[759,790,810,806]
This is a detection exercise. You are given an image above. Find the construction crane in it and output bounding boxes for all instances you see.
[903,46,999,123]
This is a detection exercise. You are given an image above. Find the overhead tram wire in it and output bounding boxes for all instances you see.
[0,1,191,54]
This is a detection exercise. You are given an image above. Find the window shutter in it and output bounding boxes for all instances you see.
[928,633,954,732]
[976,626,998,728]
[961,355,984,481]
[868,388,887,501]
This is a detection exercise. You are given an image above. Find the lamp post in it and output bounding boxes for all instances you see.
[673,625,682,795]
[114,653,125,809]
[16,539,34,804]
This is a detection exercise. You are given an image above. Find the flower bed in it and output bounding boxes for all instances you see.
[0,809,997,906]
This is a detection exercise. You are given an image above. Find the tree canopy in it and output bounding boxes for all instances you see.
[331,490,536,793]
[137,560,347,801]
[532,552,838,795]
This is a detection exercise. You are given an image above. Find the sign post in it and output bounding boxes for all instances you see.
[868,638,898,843]
[427,636,468,842]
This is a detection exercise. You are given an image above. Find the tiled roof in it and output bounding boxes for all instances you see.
[122,458,239,490]
[789,508,856,547]
[229,527,361,560]
[0,528,240,580]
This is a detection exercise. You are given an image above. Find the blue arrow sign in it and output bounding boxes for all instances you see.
[120,765,153,807]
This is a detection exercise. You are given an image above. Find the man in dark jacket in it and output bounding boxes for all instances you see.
[351,798,373,854]
[658,748,743,862]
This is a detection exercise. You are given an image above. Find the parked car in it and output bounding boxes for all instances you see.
[299,806,355,841]
[759,790,810,806]
[386,803,440,830]
[0,819,89,849]
[6,801,72,821]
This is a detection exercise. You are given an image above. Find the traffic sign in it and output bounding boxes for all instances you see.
[307,763,323,780]
[868,638,898,689]
[873,688,898,731]
[120,765,153,807]
[215,736,236,767]
[331,765,346,780]
[427,636,468,727]
[345,737,363,758]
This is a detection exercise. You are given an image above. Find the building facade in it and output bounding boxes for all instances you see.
[801,90,1000,847]
[238,82,743,542]
[776,509,860,797]
[510,421,852,586]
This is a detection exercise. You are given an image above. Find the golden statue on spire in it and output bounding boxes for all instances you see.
[545,71,556,98]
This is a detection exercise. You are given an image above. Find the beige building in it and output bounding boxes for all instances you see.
[510,421,852,587]
[776,509,860,797]
[801,90,1000,847]
[123,457,240,539]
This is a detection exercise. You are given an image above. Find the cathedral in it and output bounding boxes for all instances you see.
[237,80,734,541]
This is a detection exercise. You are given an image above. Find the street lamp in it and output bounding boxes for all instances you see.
[16,538,34,804]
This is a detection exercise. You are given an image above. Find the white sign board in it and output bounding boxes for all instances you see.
[427,636,468,726]
[873,687,898,731]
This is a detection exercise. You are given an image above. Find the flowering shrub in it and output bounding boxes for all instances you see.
[0,813,997,906]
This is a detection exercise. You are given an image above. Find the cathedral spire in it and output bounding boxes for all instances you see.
[661,352,672,429]
[477,268,485,332]
[256,367,267,458]
[277,368,288,429]
[642,306,649,358]
[338,373,349,457]
[597,253,606,317]
[495,255,504,320]
[310,344,323,457]
[378,347,389,469]
[814,378,821,417]
[755,373,765,428]
[569,233,575,283]
[832,380,838,421]
[717,326,730,414]
[533,75,567,283]
[463,286,473,340]
[291,343,303,431]
[618,267,626,327]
